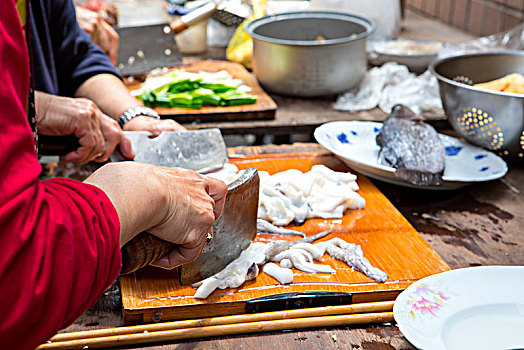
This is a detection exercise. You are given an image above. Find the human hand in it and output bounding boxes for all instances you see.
[124,116,187,137]
[84,162,228,268]
[75,6,119,65]
[35,92,134,164]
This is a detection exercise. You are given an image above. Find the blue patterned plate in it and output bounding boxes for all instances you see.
[393,266,524,350]
[314,121,508,189]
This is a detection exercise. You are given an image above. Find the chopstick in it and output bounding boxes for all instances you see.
[40,312,394,349]
[39,301,394,349]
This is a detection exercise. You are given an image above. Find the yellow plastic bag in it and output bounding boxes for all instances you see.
[226,0,266,69]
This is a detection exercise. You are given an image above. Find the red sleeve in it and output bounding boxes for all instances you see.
[0,2,121,349]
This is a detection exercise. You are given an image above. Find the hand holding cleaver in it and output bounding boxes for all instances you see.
[40,129,259,285]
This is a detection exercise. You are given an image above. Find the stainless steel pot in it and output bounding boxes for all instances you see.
[245,11,375,97]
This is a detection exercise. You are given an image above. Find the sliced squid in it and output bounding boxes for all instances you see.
[263,263,293,284]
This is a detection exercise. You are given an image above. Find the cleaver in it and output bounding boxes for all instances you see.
[113,130,259,285]
[115,23,182,76]
[111,129,228,174]
[39,128,228,174]
[39,129,259,284]
[120,167,259,286]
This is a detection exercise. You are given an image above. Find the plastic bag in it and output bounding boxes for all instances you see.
[333,62,443,115]
[226,0,266,69]
[438,23,524,59]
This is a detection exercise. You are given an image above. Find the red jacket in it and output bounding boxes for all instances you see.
[0,1,121,348]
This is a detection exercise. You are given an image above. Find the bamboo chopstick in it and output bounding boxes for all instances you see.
[39,311,394,349]
[48,300,394,343]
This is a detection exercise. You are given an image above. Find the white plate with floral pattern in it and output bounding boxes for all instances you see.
[314,121,508,190]
[393,266,524,350]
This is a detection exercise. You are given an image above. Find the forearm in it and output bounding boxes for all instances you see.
[84,162,169,246]
[75,74,142,120]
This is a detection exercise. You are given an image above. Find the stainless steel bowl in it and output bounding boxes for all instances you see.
[245,11,375,97]
[430,51,524,161]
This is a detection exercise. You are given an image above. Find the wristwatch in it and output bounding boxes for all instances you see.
[118,106,160,129]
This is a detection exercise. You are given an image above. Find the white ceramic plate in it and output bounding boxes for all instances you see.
[368,39,443,73]
[314,121,508,190]
[393,266,524,350]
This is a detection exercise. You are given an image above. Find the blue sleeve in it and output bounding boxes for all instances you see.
[30,0,122,97]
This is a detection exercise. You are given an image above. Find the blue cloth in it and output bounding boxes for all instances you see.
[30,0,121,97]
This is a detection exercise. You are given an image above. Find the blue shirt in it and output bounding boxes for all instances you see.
[30,0,120,97]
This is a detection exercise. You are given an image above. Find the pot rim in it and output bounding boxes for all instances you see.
[245,11,375,47]
[429,51,524,99]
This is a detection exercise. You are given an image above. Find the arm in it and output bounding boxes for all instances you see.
[32,0,186,135]
[0,4,121,347]
[75,74,187,135]
[1,3,226,348]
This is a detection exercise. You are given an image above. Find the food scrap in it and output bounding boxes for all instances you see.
[474,73,524,95]
[131,69,258,109]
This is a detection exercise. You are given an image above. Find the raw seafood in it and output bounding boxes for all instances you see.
[192,232,389,299]
[257,165,365,225]
[210,164,365,226]
[376,104,445,186]
[192,230,331,299]
[257,219,306,238]
[316,238,389,283]
[263,263,293,284]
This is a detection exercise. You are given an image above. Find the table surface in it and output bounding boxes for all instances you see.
[57,10,524,350]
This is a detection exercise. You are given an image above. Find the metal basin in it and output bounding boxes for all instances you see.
[245,11,375,97]
[430,51,524,161]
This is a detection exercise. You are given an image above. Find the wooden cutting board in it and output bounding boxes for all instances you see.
[127,61,277,123]
[120,152,450,325]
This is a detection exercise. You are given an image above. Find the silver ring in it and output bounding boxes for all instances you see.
[206,232,213,244]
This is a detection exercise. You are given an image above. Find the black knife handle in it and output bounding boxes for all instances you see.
[38,134,80,156]
[245,292,353,313]
[120,232,174,275]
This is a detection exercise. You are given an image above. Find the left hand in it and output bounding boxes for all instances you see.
[124,116,187,137]
[36,92,134,164]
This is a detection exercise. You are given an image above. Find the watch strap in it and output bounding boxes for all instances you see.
[118,106,160,128]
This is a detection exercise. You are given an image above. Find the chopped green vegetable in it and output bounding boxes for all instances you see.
[135,69,257,109]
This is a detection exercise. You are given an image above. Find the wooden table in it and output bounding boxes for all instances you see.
[60,142,524,349]
[56,10,523,350]
[178,10,474,138]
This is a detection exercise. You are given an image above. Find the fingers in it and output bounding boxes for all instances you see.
[118,133,135,160]
[95,114,136,162]
[205,176,228,220]
[150,238,207,269]
[63,103,105,163]
[124,117,187,136]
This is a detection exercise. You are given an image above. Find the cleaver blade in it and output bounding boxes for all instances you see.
[115,23,182,76]
[179,167,259,285]
[112,128,228,174]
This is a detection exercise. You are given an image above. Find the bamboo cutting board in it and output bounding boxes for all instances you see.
[127,61,277,123]
[120,152,450,325]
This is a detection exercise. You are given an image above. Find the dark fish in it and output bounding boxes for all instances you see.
[376,105,445,186]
